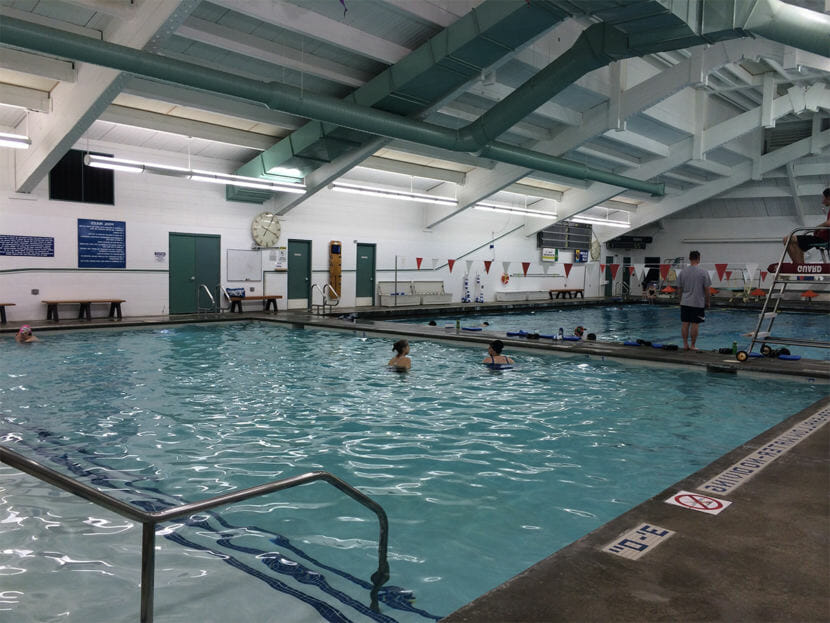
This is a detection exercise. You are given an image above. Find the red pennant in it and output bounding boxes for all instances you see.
[659,264,670,280]
[600,263,606,273]
[715,263,728,281]
[725,270,732,280]
[628,266,635,276]
[447,259,455,273]
[484,260,492,274]
[521,262,530,276]
[416,257,422,270]
[610,264,620,279]
[760,270,767,281]
[563,263,573,278]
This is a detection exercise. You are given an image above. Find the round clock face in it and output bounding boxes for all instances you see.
[251,212,281,247]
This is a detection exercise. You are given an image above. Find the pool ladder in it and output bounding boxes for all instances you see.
[310,282,340,315]
[0,445,390,623]
[197,283,218,313]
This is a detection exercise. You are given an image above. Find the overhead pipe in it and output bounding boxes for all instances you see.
[741,0,830,57]
[0,16,664,196]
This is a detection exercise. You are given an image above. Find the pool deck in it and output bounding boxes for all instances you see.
[1,301,828,621]
[443,396,830,623]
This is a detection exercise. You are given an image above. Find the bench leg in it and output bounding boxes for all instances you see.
[79,303,91,320]
[0,306,5,324]
[47,304,59,322]
[231,300,241,313]
[265,298,276,312]
[108,302,123,320]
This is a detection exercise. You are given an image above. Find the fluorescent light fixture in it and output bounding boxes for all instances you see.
[568,215,630,228]
[0,132,31,149]
[331,181,456,206]
[474,202,556,218]
[83,154,306,194]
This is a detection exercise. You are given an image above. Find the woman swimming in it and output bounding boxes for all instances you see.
[388,339,411,371]
[482,339,514,368]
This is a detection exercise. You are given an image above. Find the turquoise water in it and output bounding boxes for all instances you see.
[0,322,827,622]
[396,304,830,358]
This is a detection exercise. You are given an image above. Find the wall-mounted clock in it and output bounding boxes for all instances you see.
[251,211,281,247]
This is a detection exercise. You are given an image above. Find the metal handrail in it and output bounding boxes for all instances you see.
[309,282,322,311]
[0,445,390,622]
[323,283,340,306]
[198,283,217,312]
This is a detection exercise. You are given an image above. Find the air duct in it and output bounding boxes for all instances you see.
[0,16,664,196]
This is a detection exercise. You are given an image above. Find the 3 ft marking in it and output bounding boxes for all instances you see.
[602,523,675,560]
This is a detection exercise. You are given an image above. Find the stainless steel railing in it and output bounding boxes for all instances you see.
[0,445,390,622]
[198,283,217,313]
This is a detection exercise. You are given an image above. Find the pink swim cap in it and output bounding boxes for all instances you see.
[19,325,31,335]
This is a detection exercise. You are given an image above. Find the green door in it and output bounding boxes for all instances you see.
[355,243,376,303]
[169,233,220,314]
[287,239,311,302]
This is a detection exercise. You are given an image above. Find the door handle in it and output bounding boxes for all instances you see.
[190,276,195,281]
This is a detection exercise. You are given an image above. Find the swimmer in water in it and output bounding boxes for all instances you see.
[15,325,39,343]
[388,339,411,371]
[482,339,514,366]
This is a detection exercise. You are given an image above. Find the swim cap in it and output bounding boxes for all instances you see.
[574,326,584,336]
[19,325,31,335]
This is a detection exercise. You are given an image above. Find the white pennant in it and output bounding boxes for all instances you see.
[633,263,645,282]
[465,260,474,275]
[502,261,511,275]
[542,263,551,274]
[432,258,440,270]
[745,263,758,280]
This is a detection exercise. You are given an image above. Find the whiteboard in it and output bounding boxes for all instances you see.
[227,249,262,282]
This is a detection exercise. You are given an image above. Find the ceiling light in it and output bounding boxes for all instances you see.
[331,181,456,206]
[0,132,31,149]
[568,215,630,228]
[83,154,306,194]
[267,166,304,178]
[474,202,556,218]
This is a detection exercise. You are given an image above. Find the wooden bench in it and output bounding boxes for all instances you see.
[43,299,125,322]
[229,295,282,313]
[0,302,15,324]
[549,288,584,299]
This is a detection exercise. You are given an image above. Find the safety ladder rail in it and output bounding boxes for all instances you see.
[0,444,390,623]
[310,282,339,315]
[739,226,830,360]
[197,283,217,313]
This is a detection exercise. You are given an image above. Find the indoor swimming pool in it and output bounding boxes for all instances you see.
[395,304,830,359]
[1,322,827,622]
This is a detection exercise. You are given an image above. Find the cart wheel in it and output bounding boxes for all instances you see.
[736,350,748,362]
[760,344,772,356]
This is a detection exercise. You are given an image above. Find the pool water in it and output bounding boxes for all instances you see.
[399,304,830,358]
[0,322,826,622]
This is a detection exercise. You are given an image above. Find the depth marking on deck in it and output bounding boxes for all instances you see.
[665,490,731,515]
[602,523,675,560]
[698,407,830,495]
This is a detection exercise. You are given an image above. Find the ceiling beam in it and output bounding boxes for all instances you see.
[360,156,466,184]
[99,104,278,150]
[212,0,410,64]
[0,6,101,39]
[0,47,76,82]
[178,17,371,88]
[0,83,50,113]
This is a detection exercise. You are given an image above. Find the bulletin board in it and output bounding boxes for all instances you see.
[227,249,262,282]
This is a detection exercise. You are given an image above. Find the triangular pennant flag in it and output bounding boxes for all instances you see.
[675,268,682,279]
[715,263,728,281]
[628,266,636,276]
[502,261,511,275]
[633,264,645,281]
[564,263,573,278]
[447,259,455,273]
[600,263,606,273]
[659,264,670,280]
[725,270,732,281]
[484,260,492,274]
[416,257,423,270]
[542,263,551,274]
[465,260,473,275]
[760,270,767,281]
[745,263,758,280]
[432,258,440,270]
[521,261,531,277]
[609,263,620,279]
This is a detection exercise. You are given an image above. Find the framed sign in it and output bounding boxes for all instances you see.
[78,219,125,268]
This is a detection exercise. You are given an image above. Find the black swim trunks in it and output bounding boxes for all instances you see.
[680,305,705,324]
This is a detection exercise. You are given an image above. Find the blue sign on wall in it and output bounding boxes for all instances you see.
[78,219,126,268]
[0,234,54,257]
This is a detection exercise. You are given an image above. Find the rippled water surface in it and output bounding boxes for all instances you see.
[1,322,826,622]
[398,304,830,358]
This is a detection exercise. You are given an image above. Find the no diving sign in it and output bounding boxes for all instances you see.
[665,490,731,515]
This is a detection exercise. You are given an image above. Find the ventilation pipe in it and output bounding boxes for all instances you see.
[0,16,664,196]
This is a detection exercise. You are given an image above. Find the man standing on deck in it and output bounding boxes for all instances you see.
[783,188,830,264]
[676,250,711,352]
